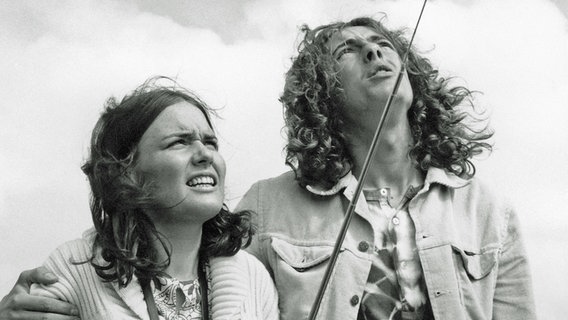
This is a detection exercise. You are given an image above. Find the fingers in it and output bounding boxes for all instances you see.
[0,309,79,320]
[12,295,78,315]
[1,269,78,320]
[19,267,59,288]
[0,291,79,320]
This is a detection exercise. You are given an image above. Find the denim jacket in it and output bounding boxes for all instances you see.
[237,168,536,320]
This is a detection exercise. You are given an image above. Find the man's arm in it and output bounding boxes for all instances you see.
[236,182,269,268]
[492,207,537,319]
[0,267,79,320]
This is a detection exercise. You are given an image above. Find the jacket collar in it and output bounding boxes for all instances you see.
[423,167,471,189]
[305,167,471,197]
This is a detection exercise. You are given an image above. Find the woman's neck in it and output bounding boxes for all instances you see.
[153,221,203,282]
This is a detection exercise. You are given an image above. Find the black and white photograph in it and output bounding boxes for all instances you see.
[1,0,567,319]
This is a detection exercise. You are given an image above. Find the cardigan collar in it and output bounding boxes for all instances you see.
[113,278,151,320]
[81,229,151,320]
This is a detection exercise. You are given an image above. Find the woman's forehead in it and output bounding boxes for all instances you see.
[148,102,213,135]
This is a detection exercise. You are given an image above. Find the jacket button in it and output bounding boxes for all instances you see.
[358,241,369,252]
[350,295,360,306]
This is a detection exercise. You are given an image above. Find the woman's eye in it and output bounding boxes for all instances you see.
[168,139,186,148]
[205,139,219,150]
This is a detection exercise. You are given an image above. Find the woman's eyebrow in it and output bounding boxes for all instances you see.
[162,130,200,141]
[202,131,217,139]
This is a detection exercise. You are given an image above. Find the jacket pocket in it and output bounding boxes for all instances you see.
[268,238,339,320]
[270,237,338,272]
[451,245,497,280]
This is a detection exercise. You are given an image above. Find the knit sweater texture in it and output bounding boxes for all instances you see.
[31,232,279,320]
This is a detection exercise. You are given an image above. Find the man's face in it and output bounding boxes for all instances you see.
[329,26,413,125]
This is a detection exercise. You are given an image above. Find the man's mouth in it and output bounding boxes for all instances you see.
[368,64,393,78]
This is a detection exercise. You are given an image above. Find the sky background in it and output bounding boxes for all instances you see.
[1,0,567,318]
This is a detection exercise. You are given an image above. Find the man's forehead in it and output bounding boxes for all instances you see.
[329,26,386,46]
[334,26,384,39]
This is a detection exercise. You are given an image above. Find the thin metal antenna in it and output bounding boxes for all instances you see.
[307,1,428,319]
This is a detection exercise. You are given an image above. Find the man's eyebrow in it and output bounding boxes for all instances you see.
[331,35,389,56]
[367,35,386,43]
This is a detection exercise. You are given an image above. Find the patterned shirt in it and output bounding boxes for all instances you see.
[358,186,433,320]
[153,276,203,320]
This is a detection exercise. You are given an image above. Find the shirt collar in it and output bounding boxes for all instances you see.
[305,167,470,197]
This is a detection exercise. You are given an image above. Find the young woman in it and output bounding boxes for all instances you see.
[28,77,279,320]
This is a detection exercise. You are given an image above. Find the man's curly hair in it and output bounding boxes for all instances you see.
[281,17,493,189]
[81,77,253,287]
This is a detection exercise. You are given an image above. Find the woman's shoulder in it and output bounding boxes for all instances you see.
[209,251,275,291]
[208,251,278,319]
[46,230,95,263]
[209,250,268,274]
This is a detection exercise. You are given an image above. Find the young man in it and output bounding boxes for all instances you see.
[1,17,536,320]
[237,17,536,320]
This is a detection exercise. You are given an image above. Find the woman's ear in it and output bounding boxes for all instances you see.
[124,148,140,183]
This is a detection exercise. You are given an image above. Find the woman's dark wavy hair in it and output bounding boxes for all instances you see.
[281,17,493,189]
[81,76,253,287]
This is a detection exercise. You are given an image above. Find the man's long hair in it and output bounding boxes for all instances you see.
[281,17,493,189]
[81,77,253,287]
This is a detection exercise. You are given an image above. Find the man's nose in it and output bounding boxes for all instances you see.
[362,43,382,63]
[192,142,214,166]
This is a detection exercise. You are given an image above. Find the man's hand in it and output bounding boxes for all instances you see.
[0,267,79,320]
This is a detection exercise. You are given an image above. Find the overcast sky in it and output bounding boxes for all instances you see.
[1,0,567,317]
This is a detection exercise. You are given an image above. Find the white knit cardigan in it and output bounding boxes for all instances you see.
[31,232,279,320]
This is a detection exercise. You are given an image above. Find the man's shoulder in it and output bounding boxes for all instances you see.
[427,168,504,203]
[452,175,507,204]
[255,170,298,188]
[247,171,307,200]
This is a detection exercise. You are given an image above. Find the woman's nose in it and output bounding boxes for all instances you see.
[192,142,214,166]
[362,43,382,62]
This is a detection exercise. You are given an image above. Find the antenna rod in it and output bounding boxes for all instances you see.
[307,1,428,318]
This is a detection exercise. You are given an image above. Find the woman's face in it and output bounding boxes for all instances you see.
[133,101,226,224]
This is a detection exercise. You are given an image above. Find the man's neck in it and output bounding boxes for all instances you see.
[348,116,423,204]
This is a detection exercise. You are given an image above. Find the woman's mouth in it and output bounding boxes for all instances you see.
[187,175,216,188]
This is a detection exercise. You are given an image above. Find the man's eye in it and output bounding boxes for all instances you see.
[336,47,356,59]
[378,40,394,49]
